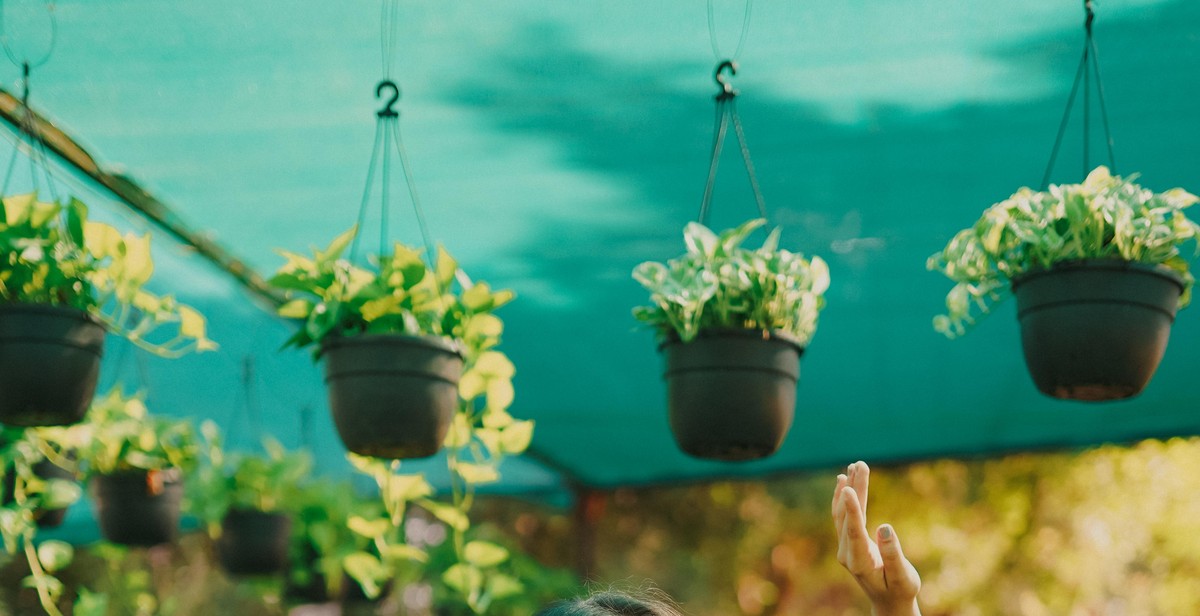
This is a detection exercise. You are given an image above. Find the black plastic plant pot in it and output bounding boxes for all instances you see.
[321,334,464,459]
[89,468,183,546]
[661,328,803,461]
[1,457,76,528]
[0,303,105,427]
[217,508,293,576]
[1012,259,1184,402]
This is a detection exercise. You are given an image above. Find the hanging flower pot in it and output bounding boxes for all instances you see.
[217,508,293,575]
[662,329,802,460]
[269,228,514,460]
[0,194,215,427]
[1011,260,1183,401]
[0,304,104,427]
[79,390,198,546]
[322,334,463,459]
[930,167,1199,401]
[634,219,829,461]
[90,468,183,546]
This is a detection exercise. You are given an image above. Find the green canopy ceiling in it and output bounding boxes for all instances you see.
[1,0,1198,522]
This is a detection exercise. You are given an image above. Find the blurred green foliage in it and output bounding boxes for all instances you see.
[491,437,1200,616]
[4,437,1200,614]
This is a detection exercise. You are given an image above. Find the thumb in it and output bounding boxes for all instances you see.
[876,524,919,589]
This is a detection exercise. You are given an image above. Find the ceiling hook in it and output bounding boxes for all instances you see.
[376,79,400,118]
[714,59,738,100]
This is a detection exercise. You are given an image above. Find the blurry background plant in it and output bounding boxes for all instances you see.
[76,389,200,477]
[0,193,216,356]
[928,166,1200,337]
[633,218,830,343]
[286,477,385,605]
[188,423,312,537]
[5,436,1200,614]
[0,428,83,616]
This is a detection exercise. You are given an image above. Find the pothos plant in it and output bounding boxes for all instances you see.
[287,478,384,602]
[269,226,513,353]
[269,227,534,612]
[0,193,216,356]
[0,427,85,616]
[189,422,313,537]
[632,218,830,343]
[76,388,200,477]
[928,166,1200,337]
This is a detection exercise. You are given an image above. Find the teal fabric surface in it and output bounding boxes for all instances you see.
[0,0,1197,508]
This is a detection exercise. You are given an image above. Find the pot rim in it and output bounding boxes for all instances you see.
[319,332,464,358]
[1011,259,1185,292]
[91,467,183,485]
[659,327,806,354]
[0,302,103,326]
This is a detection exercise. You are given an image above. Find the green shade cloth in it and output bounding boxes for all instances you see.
[0,0,1197,521]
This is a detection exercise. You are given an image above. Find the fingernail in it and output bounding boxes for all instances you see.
[879,525,892,540]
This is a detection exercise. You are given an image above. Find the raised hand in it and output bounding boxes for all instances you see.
[832,461,921,616]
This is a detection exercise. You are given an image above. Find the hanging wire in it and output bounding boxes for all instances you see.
[242,355,262,443]
[224,354,262,449]
[1040,0,1116,188]
[350,0,443,285]
[707,0,754,62]
[0,0,62,210]
[698,60,767,225]
[349,120,386,262]
[390,118,436,262]
[0,0,57,72]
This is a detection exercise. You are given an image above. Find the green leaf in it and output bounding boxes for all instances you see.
[319,226,358,262]
[73,588,111,616]
[418,499,470,531]
[487,573,525,599]
[455,462,500,485]
[40,479,81,509]
[500,420,535,454]
[381,544,428,564]
[387,474,433,501]
[277,298,314,319]
[463,540,509,567]
[66,198,87,247]
[37,540,74,573]
[444,412,473,448]
[178,305,208,341]
[683,222,719,257]
[442,563,484,594]
[347,515,393,539]
[342,552,387,599]
[23,573,63,597]
[462,283,494,312]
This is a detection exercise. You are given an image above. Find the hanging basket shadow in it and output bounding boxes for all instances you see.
[217,508,292,576]
[89,468,183,547]
[661,329,803,461]
[0,304,104,427]
[321,334,463,460]
[1012,259,1184,402]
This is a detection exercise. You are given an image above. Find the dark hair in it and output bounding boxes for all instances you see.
[535,591,684,616]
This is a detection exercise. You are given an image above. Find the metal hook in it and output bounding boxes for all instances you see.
[714,59,738,100]
[376,79,400,118]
